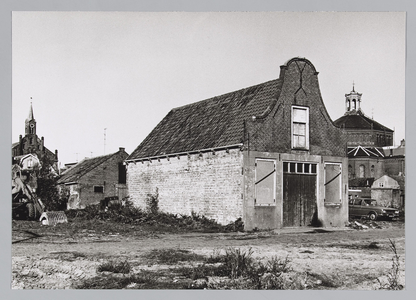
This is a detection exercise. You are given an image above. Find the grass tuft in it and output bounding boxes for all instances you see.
[97,259,131,274]
[143,248,205,265]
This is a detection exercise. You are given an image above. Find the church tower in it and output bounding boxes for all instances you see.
[12,102,59,172]
[345,83,362,114]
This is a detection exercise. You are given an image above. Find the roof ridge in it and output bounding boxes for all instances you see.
[58,150,119,183]
[171,78,278,111]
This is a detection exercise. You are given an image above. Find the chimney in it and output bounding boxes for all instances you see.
[119,147,125,152]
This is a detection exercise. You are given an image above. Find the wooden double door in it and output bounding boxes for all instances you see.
[283,172,317,227]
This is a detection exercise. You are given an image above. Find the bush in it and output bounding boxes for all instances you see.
[36,155,69,211]
[66,200,244,232]
[146,188,159,214]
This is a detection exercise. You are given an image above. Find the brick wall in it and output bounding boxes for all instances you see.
[384,157,405,176]
[127,149,244,225]
[246,58,347,157]
[348,158,385,179]
[345,131,393,147]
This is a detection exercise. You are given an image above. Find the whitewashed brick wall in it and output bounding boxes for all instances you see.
[127,149,244,225]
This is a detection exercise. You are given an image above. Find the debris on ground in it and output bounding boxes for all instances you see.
[347,219,387,230]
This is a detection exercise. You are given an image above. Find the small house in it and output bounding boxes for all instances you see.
[57,148,129,209]
[125,57,348,230]
[371,175,402,209]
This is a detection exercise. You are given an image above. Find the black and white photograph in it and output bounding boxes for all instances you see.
[9,9,406,291]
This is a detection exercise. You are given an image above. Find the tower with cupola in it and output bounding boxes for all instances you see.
[345,83,362,113]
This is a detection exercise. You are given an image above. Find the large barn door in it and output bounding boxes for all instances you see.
[283,162,317,227]
[255,159,276,206]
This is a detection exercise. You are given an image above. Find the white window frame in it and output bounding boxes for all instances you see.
[291,106,309,150]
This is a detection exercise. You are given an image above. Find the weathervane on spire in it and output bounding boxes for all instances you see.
[352,81,355,92]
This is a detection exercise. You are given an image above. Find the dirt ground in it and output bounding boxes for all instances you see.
[11,219,405,290]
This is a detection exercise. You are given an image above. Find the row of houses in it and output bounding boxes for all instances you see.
[13,57,405,230]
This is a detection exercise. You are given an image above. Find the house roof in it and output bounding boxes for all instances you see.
[57,150,122,184]
[127,78,282,160]
[333,110,393,132]
[383,145,405,157]
[349,177,375,188]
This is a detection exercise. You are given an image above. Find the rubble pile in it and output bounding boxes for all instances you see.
[346,220,383,230]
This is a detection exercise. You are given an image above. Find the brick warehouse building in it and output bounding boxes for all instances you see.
[57,148,129,209]
[125,57,348,230]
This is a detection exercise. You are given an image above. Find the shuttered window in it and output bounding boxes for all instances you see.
[324,163,342,203]
[255,159,276,206]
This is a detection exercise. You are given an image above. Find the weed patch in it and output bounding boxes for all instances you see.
[64,200,244,233]
[47,251,86,261]
[174,248,306,290]
[75,270,185,289]
[97,260,131,274]
[143,248,205,265]
[378,239,404,290]
[306,272,342,289]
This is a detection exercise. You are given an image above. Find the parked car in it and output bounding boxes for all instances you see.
[348,198,400,220]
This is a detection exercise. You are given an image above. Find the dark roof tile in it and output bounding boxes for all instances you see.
[127,79,281,160]
[57,150,126,183]
[334,110,393,132]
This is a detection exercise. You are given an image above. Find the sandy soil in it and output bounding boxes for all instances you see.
[11,220,405,290]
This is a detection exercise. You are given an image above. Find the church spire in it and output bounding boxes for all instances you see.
[25,100,36,135]
[27,100,35,121]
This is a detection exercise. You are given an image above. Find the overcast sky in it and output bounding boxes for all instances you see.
[12,11,406,165]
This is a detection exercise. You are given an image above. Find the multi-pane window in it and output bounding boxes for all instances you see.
[283,162,317,174]
[292,106,309,149]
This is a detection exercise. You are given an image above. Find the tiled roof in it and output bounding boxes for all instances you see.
[334,110,393,132]
[57,152,116,183]
[127,79,282,160]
